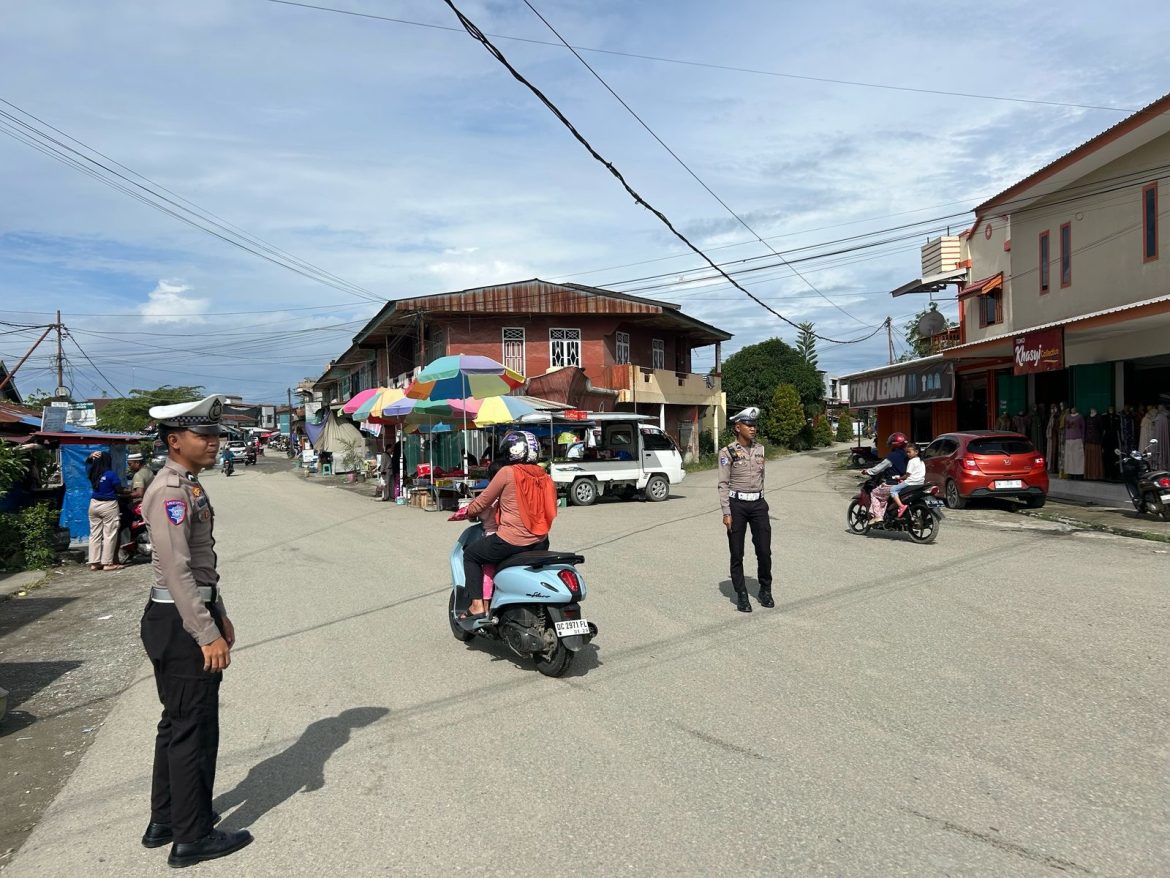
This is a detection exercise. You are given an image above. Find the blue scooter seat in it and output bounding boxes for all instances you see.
[496,550,585,572]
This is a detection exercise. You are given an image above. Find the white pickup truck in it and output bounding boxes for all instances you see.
[543,414,686,506]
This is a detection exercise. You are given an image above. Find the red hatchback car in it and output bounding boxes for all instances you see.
[921,431,1049,509]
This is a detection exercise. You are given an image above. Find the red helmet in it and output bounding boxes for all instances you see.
[887,432,908,449]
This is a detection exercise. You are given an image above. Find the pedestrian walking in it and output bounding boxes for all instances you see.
[86,450,124,571]
[138,394,253,868]
[717,406,773,613]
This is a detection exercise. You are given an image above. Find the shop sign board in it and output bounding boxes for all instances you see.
[849,361,954,408]
[41,405,67,432]
[1013,327,1064,375]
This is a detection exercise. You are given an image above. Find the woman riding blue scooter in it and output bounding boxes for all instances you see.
[452,431,554,624]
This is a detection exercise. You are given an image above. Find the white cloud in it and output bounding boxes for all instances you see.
[140,280,209,324]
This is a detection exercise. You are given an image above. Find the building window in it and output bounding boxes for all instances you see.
[502,327,525,376]
[549,328,581,368]
[980,291,1002,328]
[615,331,630,365]
[1143,182,1159,262]
[1039,230,1050,293]
[1060,222,1072,287]
[651,338,665,369]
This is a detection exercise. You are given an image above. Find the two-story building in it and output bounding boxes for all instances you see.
[311,279,732,458]
[843,92,1170,476]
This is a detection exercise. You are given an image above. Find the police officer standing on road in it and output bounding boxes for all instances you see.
[717,406,773,613]
[139,395,253,868]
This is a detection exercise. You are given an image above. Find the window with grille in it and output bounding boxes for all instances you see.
[651,338,665,369]
[549,328,581,368]
[502,327,525,375]
[1143,183,1159,262]
[615,331,630,365]
[1039,230,1050,292]
[1060,222,1072,287]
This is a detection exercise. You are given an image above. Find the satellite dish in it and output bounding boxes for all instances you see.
[917,310,947,337]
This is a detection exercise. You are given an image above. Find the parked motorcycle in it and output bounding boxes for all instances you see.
[447,517,596,677]
[1117,439,1170,521]
[848,444,882,468]
[118,501,152,562]
[222,456,235,477]
[846,471,944,543]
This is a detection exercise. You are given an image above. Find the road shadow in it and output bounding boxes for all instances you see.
[0,597,79,638]
[462,632,603,678]
[215,706,389,830]
[717,578,765,608]
[0,661,84,736]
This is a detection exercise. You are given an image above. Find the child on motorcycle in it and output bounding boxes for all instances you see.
[863,432,910,519]
[890,443,925,517]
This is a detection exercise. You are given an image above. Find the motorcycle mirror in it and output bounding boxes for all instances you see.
[1150,439,1159,445]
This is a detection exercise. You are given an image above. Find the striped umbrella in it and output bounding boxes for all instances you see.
[470,395,537,427]
[341,387,379,415]
[406,354,524,401]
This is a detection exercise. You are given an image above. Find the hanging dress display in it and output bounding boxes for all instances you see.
[1083,411,1103,480]
[1156,405,1170,471]
[1139,406,1155,451]
[1063,409,1085,476]
[1046,407,1059,473]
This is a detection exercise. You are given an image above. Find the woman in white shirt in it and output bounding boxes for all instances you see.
[890,443,925,517]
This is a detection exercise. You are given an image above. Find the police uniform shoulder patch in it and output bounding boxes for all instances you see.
[719,454,729,466]
[164,499,187,525]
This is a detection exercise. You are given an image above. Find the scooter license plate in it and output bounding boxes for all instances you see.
[1161,494,1170,504]
[554,619,591,638]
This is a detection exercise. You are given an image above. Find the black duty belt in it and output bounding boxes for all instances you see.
[150,585,217,604]
[729,491,763,501]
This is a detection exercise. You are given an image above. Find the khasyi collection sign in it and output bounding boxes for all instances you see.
[1014,327,1064,375]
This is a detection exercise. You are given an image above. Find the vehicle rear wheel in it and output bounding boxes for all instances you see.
[533,625,574,677]
[448,591,473,642]
[1145,492,1170,521]
[846,499,869,534]
[1025,495,1046,509]
[569,478,598,506]
[905,504,939,544]
[944,479,966,509]
[644,474,669,502]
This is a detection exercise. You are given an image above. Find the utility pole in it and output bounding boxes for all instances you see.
[886,317,895,365]
[55,310,66,399]
[0,323,55,394]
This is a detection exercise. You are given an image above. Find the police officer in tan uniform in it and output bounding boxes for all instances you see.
[717,406,773,613]
[139,395,253,867]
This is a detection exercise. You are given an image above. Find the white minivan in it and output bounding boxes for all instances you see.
[541,414,686,506]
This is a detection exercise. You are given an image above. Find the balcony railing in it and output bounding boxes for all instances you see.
[598,364,722,405]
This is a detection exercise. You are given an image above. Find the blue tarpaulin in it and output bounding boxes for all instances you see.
[59,444,128,540]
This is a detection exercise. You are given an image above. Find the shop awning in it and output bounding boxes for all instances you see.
[943,292,1170,360]
[958,272,1003,299]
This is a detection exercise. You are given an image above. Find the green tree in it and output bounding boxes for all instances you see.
[902,303,957,360]
[765,383,806,448]
[835,410,854,443]
[722,338,824,429]
[796,321,818,370]
[20,389,58,407]
[0,443,28,495]
[97,385,203,433]
[812,414,834,447]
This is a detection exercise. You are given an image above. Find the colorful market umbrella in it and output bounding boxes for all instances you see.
[377,396,474,422]
[341,387,380,415]
[406,354,524,401]
[469,395,537,427]
[368,387,406,419]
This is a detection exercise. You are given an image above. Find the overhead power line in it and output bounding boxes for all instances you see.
[0,98,385,305]
[441,0,903,345]
[520,0,871,328]
[262,0,1137,115]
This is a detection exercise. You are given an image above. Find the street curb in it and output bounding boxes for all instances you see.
[1019,509,1170,543]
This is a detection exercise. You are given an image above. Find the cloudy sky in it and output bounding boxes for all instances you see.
[1,0,1166,403]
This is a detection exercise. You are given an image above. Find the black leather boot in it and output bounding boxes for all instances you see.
[757,588,775,608]
[167,828,253,868]
[736,590,752,613]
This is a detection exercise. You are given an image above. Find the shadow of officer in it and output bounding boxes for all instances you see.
[215,707,389,830]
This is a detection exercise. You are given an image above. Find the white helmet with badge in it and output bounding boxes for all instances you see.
[149,395,226,435]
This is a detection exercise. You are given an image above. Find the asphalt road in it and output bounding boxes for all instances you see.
[6,450,1168,876]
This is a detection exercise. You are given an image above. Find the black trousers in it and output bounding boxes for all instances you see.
[140,600,222,844]
[462,533,549,604]
[727,497,772,594]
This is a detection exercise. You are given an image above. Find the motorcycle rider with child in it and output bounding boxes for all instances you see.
[889,443,925,517]
[863,432,910,519]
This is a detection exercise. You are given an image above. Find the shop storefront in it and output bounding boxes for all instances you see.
[843,356,957,451]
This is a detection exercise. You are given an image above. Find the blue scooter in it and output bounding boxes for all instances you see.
[448,519,596,677]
